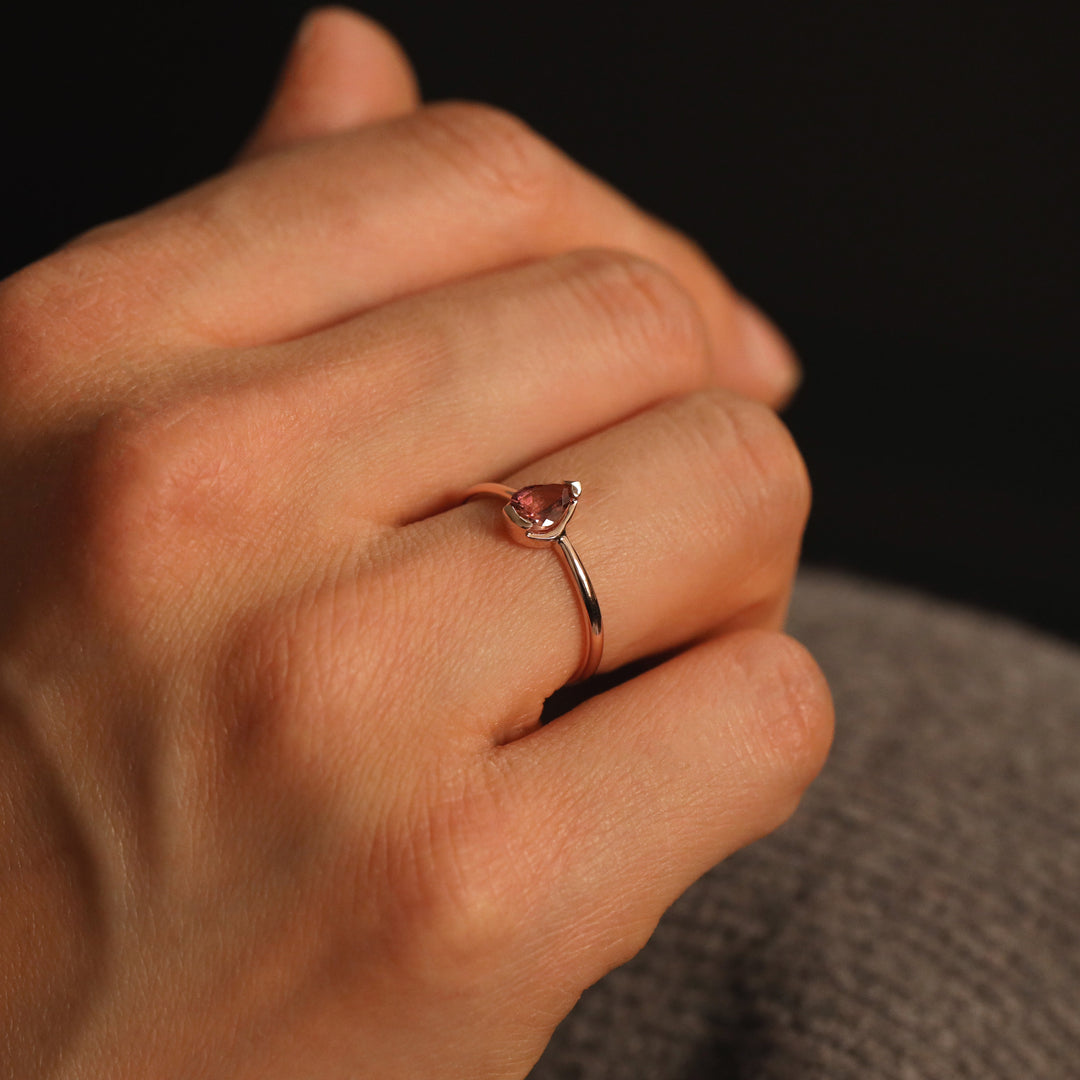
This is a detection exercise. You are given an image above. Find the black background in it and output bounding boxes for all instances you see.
[2,1,1077,640]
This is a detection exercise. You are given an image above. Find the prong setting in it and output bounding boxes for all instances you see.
[502,481,580,546]
[463,478,602,682]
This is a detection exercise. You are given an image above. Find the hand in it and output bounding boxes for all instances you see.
[0,10,832,1079]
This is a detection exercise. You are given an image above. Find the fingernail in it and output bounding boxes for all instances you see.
[735,300,803,405]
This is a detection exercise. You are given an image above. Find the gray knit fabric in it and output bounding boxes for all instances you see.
[529,568,1080,1079]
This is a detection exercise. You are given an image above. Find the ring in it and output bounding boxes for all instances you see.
[464,481,603,683]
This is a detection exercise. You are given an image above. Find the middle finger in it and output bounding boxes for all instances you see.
[57,103,792,405]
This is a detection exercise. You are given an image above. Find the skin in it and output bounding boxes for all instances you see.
[0,9,833,1079]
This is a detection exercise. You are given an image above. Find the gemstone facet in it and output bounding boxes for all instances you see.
[508,483,575,532]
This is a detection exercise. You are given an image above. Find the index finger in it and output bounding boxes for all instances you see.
[51,103,797,406]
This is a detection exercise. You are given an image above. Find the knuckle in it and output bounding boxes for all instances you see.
[216,563,416,773]
[687,389,812,539]
[735,398,810,524]
[9,243,138,345]
[0,242,172,431]
[386,782,528,980]
[746,630,835,795]
[415,101,560,217]
[162,179,247,265]
[562,249,709,382]
[69,399,236,620]
[0,264,47,353]
[214,597,329,767]
[0,258,90,423]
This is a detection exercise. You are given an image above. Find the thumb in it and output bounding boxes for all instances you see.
[239,7,420,161]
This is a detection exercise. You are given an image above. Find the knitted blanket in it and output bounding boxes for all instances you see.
[530,569,1080,1078]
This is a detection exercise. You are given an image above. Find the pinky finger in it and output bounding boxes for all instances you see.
[500,630,833,988]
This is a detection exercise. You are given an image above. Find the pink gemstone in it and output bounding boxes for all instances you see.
[509,483,574,530]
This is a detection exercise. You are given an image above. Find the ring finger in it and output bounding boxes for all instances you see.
[354,387,810,742]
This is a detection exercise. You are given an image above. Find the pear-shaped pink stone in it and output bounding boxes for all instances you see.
[509,483,574,530]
